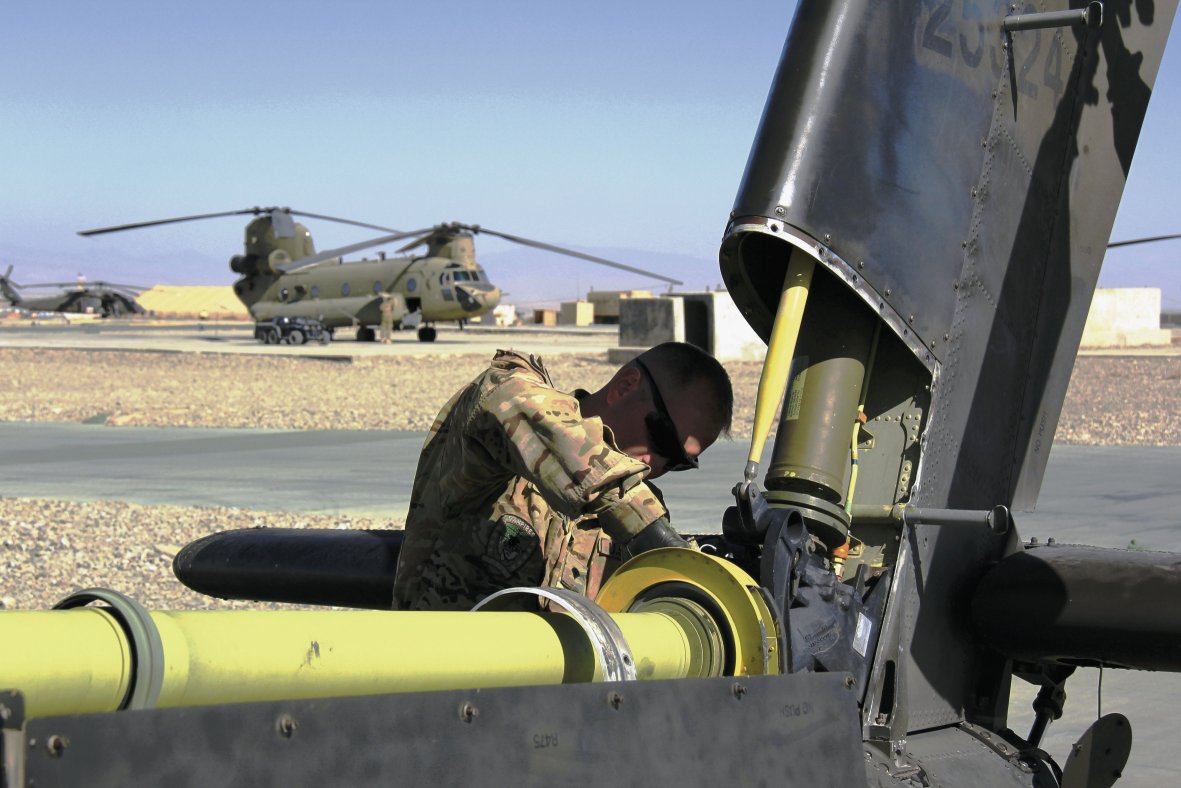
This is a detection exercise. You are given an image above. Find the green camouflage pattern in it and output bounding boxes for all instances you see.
[392,349,666,611]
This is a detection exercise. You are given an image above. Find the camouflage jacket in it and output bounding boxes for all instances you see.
[391,349,667,611]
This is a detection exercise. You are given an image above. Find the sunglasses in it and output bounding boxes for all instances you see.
[633,358,698,472]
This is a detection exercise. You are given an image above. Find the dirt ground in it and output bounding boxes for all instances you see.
[1,348,1178,611]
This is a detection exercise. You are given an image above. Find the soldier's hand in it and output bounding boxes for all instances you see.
[623,517,689,559]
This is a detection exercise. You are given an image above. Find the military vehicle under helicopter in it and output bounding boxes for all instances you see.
[78,209,681,343]
[3,1,1180,786]
[0,265,145,318]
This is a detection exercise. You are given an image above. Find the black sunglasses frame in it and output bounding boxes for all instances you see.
[633,358,698,472]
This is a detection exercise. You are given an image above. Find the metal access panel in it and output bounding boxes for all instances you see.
[723,0,1178,511]
[19,674,863,787]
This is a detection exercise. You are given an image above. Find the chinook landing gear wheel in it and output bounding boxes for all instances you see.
[264,328,280,345]
[287,329,305,345]
[417,326,437,342]
[357,327,376,342]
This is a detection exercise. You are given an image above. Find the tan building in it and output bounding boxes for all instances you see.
[136,286,250,320]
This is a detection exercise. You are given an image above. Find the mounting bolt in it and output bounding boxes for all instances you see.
[731,682,748,699]
[843,676,857,689]
[276,714,297,738]
[46,735,69,757]
[460,702,479,723]
[775,206,786,216]
[884,288,891,297]
[608,691,624,710]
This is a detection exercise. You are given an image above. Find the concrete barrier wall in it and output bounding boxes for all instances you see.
[617,292,766,362]
[559,301,594,327]
[619,295,684,347]
[1080,288,1171,347]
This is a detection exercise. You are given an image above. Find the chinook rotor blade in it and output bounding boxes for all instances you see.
[278,228,438,273]
[77,208,276,236]
[288,211,403,235]
[78,207,400,239]
[1107,233,1181,249]
[463,224,683,286]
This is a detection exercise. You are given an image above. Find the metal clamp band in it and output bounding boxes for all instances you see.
[54,588,164,710]
[473,587,637,682]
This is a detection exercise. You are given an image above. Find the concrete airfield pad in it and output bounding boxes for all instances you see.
[0,318,620,359]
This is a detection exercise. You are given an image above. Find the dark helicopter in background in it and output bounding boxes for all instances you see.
[0,264,145,318]
[79,208,681,342]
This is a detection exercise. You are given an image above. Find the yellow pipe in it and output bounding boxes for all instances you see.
[2,608,133,717]
[2,608,698,719]
[745,254,815,481]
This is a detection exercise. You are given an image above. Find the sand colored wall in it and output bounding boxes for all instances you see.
[1080,288,1171,347]
[136,286,250,320]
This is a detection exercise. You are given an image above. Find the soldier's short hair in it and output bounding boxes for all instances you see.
[635,342,733,436]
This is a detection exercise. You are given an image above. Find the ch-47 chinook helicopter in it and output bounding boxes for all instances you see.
[78,209,681,342]
[3,1,1181,786]
[0,265,145,317]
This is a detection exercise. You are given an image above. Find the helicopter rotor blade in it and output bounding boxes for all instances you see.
[77,208,277,236]
[1107,233,1181,249]
[288,211,404,235]
[465,225,684,286]
[277,228,439,273]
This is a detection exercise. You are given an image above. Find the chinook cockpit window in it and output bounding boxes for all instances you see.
[453,271,472,282]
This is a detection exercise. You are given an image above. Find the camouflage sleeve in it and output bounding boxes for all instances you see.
[465,357,666,541]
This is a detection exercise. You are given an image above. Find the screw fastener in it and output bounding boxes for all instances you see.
[46,735,69,757]
[277,715,297,738]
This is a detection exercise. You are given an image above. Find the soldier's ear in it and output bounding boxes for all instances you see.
[606,365,642,405]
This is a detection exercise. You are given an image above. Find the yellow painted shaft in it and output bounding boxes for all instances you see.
[2,609,133,717]
[747,254,816,470]
[3,608,697,719]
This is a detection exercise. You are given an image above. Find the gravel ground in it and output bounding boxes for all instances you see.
[1,348,1178,610]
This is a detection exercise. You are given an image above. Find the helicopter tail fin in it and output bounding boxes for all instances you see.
[0,264,22,306]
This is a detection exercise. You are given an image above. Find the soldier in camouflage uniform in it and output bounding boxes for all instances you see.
[392,341,733,611]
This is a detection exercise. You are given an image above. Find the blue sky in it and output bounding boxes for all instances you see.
[2,1,1180,308]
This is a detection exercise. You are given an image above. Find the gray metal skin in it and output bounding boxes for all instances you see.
[720,0,1178,782]
[9,677,865,787]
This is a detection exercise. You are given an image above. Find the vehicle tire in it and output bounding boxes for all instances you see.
[319,332,331,345]
[265,328,280,345]
[417,326,437,342]
[288,329,305,345]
